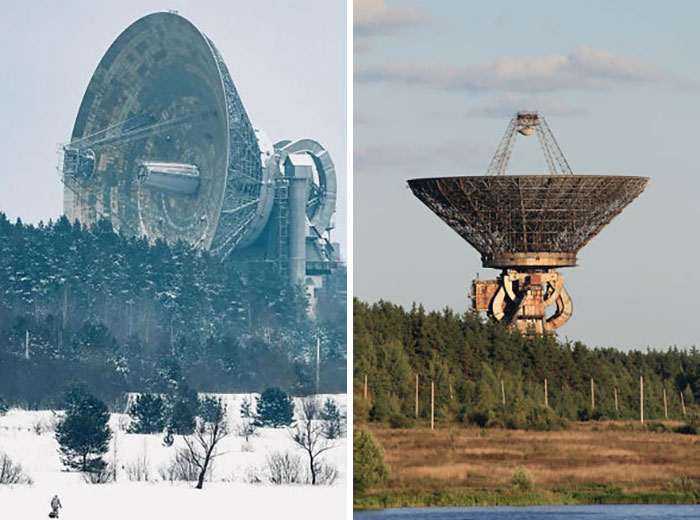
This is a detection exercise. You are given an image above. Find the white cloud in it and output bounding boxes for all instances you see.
[356,46,692,91]
[469,93,584,117]
[354,0,427,36]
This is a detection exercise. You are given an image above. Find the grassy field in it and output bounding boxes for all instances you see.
[355,422,700,509]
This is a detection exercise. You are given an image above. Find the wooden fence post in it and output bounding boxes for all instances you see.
[663,387,668,420]
[415,374,419,418]
[640,375,644,424]
[614,387,619,413]
[544,378,548,408]
[431,381,435,430]
[501,379,506,406]
[364,374,368,401]
[590,377,595,409]
[681,391,687,418]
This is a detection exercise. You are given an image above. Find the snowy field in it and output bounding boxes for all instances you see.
[0,394,347,519]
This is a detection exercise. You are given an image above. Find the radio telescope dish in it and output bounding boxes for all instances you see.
[61,12,274,254]
[408,112,648,334]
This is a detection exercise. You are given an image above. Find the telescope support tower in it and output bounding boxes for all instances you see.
[471,269,572,334]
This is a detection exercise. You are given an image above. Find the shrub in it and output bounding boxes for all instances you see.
[0,452,33,485]
[577,407,603,422]
[663,476,700,494]
[125,449,151,482]
[235,420,257,441]
[465,408,490,428]
[55,384,112,474]
[265,451,304,484]
[524,406,569,431]
[511,466,534,492]
[353,428,389,493]
[388,413,413,429]
[82,463,114,484]
[315,461,339,485]
[158,450,200,482]
[254,388,294,428]
[32,417,56,435]
[244,465,262,484]
[673,416,700,435]
[128,394,165,434]
[645,421,668,433]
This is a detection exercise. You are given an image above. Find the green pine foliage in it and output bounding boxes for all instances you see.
[354,299,700,427]
[240,396,254,418]
[320,397,344,439]
[55,384,112,473]
[254,387,295,428]
[353,428,389,493]
[0,215,346,406]
[198,395,225,424]
[128,394,165,434]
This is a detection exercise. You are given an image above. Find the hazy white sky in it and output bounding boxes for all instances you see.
[354,0,700,350]
[0,0,347,257]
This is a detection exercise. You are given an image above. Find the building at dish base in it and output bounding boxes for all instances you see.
[408,112,648,334]
[58,12,340,312]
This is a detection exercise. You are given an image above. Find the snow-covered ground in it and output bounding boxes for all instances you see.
[0,394,347,519]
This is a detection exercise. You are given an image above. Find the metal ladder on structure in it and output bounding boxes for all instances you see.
[275,178,290,279]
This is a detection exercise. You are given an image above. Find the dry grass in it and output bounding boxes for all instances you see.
[366,423,700,494]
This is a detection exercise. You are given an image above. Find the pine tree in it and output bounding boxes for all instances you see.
[254,387,294,428]
[128,394,165,434]
[320,397,343,439]
[55,384,112,473]
[353,428,388,493]
[240,396,254,418]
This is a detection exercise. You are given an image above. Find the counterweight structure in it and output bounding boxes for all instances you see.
[408,112,647,334]
[58,12,339,309]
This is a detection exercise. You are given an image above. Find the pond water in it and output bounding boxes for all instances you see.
[354,504,700,519]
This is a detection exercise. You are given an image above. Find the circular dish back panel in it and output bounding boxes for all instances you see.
[64,12,273,252]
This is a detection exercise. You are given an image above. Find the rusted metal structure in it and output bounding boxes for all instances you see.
[408,112,648,334]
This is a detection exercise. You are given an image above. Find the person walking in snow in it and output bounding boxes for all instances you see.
[50,495,62,518]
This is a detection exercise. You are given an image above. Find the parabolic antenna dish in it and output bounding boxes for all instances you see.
[408,174,649,268]
[62,12,274,254]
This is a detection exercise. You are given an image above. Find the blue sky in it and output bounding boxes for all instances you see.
[0,0,346,258]
[354,0,700,350]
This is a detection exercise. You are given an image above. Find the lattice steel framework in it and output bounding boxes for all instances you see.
[407,111,649,333]
[407,175,648,265]
[487,111,572,176]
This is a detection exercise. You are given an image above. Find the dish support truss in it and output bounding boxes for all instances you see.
[487,111,573,176]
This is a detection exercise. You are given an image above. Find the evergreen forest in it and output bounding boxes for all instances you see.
[354,298,700,428]
[0,214,346,408]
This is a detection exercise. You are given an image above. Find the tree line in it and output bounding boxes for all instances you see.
[0,214,346,407]
[354,298,700,428]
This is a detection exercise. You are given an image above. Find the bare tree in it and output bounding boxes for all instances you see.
[179,397,229,489]
[291,397,337,485]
